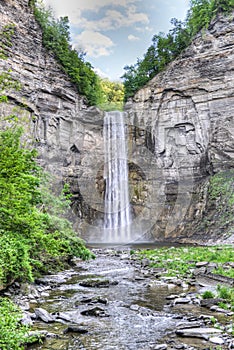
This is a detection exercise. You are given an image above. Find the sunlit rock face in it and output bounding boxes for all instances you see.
[0,0,233,243]
[125,12,234,242]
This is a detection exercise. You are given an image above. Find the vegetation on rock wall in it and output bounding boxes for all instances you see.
[122,0,234,100]
[30,0,103,106]
[0,23,16,59]
[0,70,93,290]
[203,170,234,236]
[29,1,125,109]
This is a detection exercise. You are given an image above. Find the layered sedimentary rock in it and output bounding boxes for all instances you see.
[0,0,104,239]
[0,0,233,242]
[125,12,234,242]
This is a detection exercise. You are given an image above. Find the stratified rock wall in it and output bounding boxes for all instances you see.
[0,0,104,240]
[125,12,234,243]
[0,0,233,243]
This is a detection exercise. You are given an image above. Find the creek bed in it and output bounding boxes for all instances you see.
[24,247,233,350]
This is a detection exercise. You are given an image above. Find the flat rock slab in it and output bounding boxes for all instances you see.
[34,308,54,323]
[79,279,118,288]
[176,327,222,339]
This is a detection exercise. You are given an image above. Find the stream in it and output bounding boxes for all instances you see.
[12,246,233,350]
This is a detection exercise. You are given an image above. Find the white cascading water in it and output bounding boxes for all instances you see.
[103,111,131,243]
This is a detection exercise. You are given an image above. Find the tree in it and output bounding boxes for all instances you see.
[31,1,102,105]
[122,0,234,100]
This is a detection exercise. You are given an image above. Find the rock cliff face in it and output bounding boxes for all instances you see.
[0,0,233,243]
[125,12,234,243]
[0,0,105,240]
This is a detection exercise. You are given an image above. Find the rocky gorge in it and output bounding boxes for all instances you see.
[3,247,234,349]
[0,1,234,349]
[0,0,233,243]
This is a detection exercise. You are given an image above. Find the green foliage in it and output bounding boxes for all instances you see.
[202,290,215,298]
[0,71,21,102]
[31,1,102,105]
[0,297,28,350]
[98,79,124,111]
[0,126,93,287]
[137,246,234,278]
[122,0,234,99]
[0,23,16,59]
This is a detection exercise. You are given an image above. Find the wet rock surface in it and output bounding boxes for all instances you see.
[4,248,234,349]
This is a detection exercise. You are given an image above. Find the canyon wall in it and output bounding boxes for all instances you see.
[0,0,105,240]
[125,12,234,243]
[0,0,233,243]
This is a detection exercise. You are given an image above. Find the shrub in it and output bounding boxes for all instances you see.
[0,297,28,350]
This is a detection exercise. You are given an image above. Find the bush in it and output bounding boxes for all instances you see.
[0,126,93,287]
[202,290,215,299]
[0,297,28,350]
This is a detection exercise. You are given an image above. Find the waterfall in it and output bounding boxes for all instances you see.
[103,111,131,243]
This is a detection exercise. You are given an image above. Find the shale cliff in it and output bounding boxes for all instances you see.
[0,0,104,239]
[125,12,234,243]
[0,0,233,243]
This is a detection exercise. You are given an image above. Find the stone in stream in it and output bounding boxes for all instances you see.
[174,297,191,305]
[81,306,109,317]
[21,312,34,326]
[153,345,168,350]
[63,325,88,334]
[79,279,118,288]
[176,327,222,339]
[196,261,209,268]
[78,295,108,305]
[200,298,224,308]
[209,336,225,345]
[34,308,55,323]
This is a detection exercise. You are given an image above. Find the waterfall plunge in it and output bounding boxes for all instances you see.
[103,111,131,243]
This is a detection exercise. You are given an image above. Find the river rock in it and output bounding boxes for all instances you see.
[55,312,74,323]
[153,345,168,350]
[21,312,34,326]
[63,325,88,334]
[81,306,109,317]
[176,321,204,329]
[209,336,224,345]
[34,308,54,323]
[79,279,118,288]
[200,298,224,308]
[196,261,209,268]
[176,327,222,339]
[174,297,191,305]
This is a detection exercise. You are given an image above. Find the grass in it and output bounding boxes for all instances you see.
[137,245,234,278]
[136,245,234,312]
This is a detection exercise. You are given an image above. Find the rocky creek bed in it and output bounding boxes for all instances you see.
[3,247,234,350]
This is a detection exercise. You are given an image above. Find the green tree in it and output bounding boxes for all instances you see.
[31,1,102,105]
[122,0,234,99]
[98,78,124,110]
[0,126,93,287]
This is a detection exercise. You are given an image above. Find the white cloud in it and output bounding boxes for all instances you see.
[73,31,115,58]
[128,34,140,41]
[94,67,110,79]
[44,0,148,30]
[44,0,140,18]
[74,8,149,31]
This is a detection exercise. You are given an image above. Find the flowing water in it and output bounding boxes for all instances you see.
[27,248,180,350]
[103,111,131,243]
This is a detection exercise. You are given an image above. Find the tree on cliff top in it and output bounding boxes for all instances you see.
[122,0,234,100]
[30,1,103,106]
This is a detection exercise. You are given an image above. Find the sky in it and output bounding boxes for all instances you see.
[43,0,190,81]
